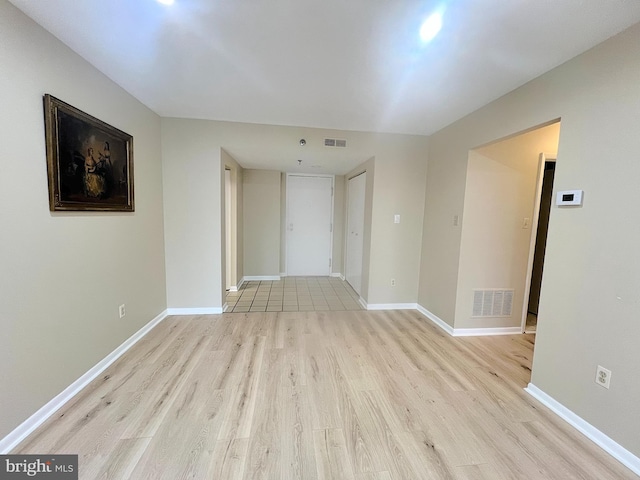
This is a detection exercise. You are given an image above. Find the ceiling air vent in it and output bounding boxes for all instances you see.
[324,138,347,148]
[472,289,514,317]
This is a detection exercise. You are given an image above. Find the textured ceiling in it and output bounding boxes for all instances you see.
[8,0,640,171]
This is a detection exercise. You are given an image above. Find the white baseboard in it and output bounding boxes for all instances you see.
[223,303,229,313]
[166,307,223,315]
[416,305,522,337]
[330,273,345,280]
[227,276,246,292]
[0,309,169,454]
[358,297,368,309]
[243,275,281,281]
[525,383,640,476]
[416,304,455,335]
[279,272,287,277]
[367,303,418,311]
[452,326,522,337]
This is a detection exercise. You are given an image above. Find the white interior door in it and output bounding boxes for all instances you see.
[346,172,366,295]
[286,175,333,276]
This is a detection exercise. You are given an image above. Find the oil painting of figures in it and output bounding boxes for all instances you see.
[44,95,134,211]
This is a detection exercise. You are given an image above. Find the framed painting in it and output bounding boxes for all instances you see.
[43,94,134,211]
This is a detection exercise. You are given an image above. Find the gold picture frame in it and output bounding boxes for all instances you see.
[43,94,134,211]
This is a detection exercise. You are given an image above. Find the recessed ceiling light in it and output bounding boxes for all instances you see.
[420,12,442,43]
[157,0,174,5]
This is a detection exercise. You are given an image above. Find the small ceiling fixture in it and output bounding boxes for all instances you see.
[297,159,302,166]
[299,139,306,146]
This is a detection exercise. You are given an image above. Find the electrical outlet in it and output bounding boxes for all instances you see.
[119,304,126,319]
[391,279,396,287]
[595,365,611,389]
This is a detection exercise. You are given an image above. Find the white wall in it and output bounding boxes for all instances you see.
[419,22,640,457]
[161,118,428,308]
[0,0,166,440]
[455,123,560,329]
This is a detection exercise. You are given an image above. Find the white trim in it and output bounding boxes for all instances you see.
[367,303,418,311]
[279,272,287,277]
[223,303,229,313]
[416,305,522,337]
[243,276,281,281]
[330,273,344,279]
[0,309,169,454]
[416,304,455,335]
[525,383,640,476]
[452,327,522,337]
[358,297,368,310]
[166,307,224,315]
[227,277,246,292]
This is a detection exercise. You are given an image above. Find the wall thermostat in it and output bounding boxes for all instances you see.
[556,189,583,206]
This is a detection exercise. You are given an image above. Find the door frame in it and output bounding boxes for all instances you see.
[520,153,556,333]
[284,173,335,276]
[225,168,232,290]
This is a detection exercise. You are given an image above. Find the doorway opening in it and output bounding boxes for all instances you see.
[522,155,556,333]
[456,120,560,343]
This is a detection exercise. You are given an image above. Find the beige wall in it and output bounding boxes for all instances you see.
[280,173,287,275]
[368,137,428,305]
[243,170,281,277]
[162,120,223,308]
[0,0,166,440]
[332,175,345,275]
[162,119,428,308]
[455,123,560,329]
[419,23,640,456]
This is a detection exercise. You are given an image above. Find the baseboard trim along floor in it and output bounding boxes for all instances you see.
[525,383,640,476]
[0,309,169,454]
[416,304,523,337]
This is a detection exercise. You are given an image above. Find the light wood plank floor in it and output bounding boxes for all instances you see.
[15,311,637,479]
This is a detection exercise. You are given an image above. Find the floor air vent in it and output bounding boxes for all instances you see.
[472,289,514,317]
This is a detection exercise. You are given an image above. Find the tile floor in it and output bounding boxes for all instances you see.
[225,276,363,313]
